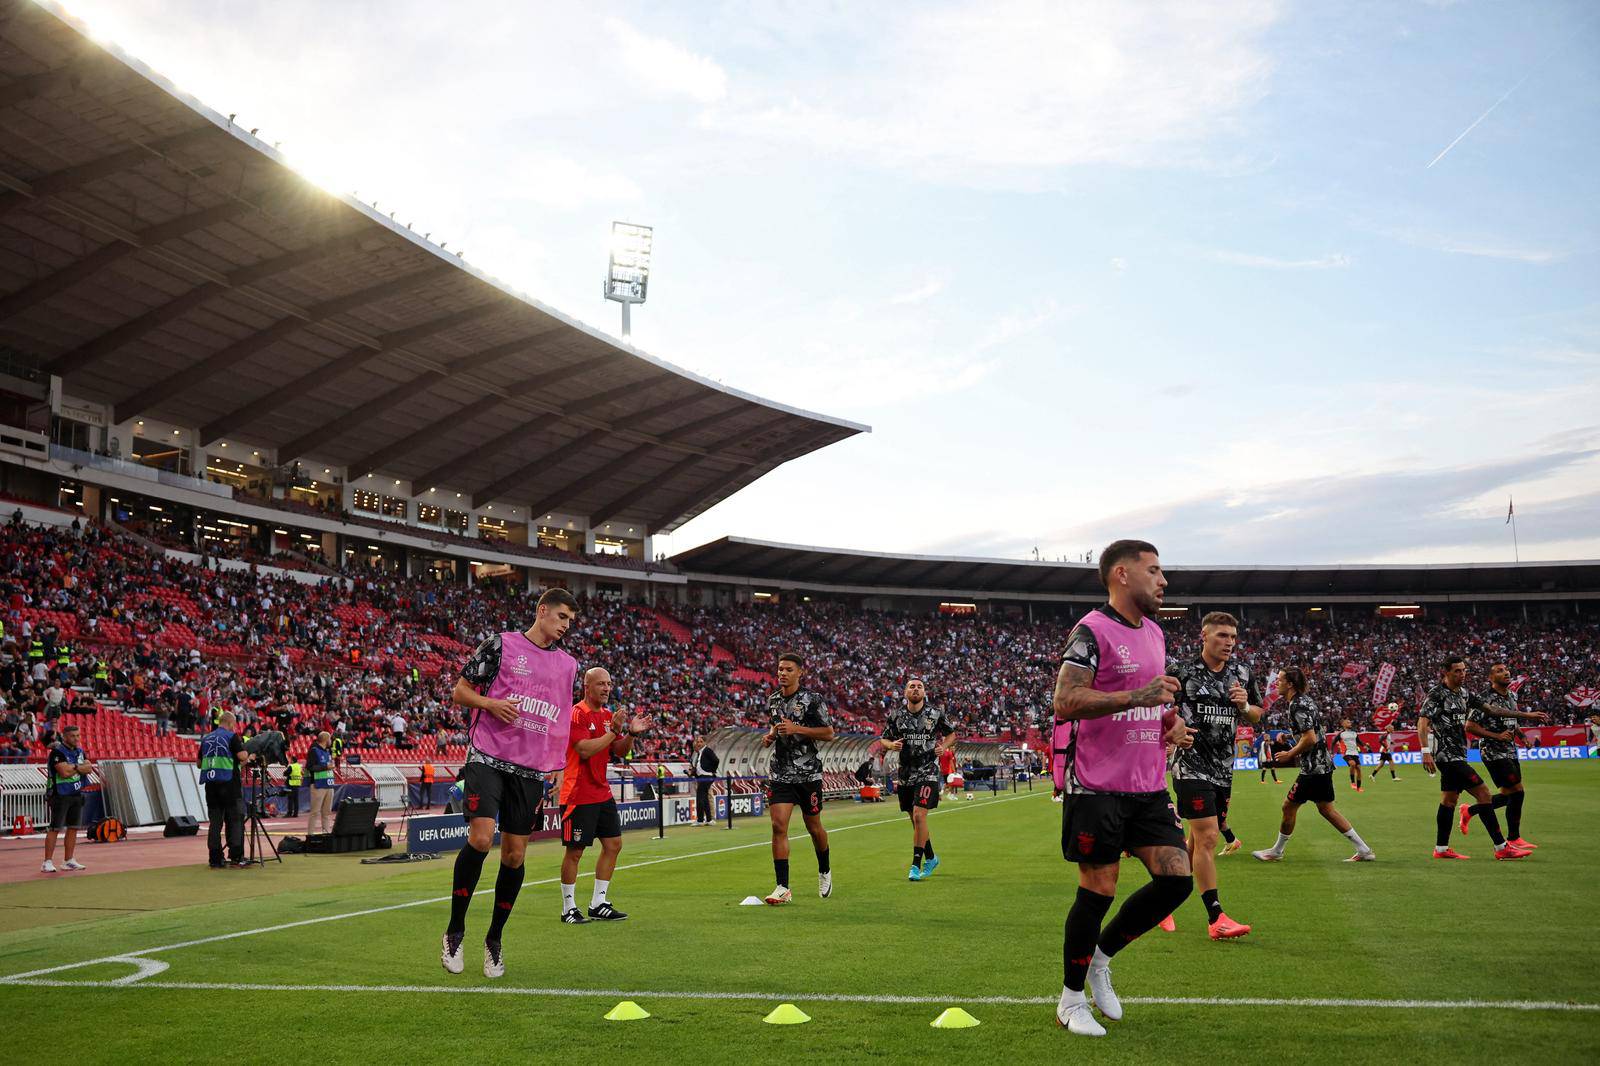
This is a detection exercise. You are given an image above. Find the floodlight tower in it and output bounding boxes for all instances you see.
[603,221,653,341]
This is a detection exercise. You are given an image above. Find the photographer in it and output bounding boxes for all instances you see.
[306,731,335,836]
[198,710,252,869]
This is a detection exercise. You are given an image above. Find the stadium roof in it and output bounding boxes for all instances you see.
[672,537,1600,601]
[0,0,866,533]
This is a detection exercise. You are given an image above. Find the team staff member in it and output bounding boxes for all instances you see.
[306,732,335,836]
[42,724,95,873]
[1170,611,1262,940]
[761,652,835,905]
[557,668,652,923]
[440,588,580,980]
[880,676,954,881]
[284,755,302,817]
[1251,669,1375,864]
[691,736,720,825]
[199,710,252,869]
[1461,663,1547,849]
[420,759,435,811]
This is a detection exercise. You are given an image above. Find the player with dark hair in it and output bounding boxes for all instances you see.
[1171,611,1262,940]
[881,676,955,881]
[440,587,580,978]
[1251,668,1375,864]
[1417,656,1527,861]
[1369,713,1400,783]
[1337,718,1364,792]
[762,651,835,904]
[1459,663,1547,850]
[1050,539,1195,1037]
[1256,728,1279,784]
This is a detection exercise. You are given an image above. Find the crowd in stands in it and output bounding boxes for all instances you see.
[1,517,1596,767]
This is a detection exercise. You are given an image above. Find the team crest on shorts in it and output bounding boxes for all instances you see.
[1191,795,1206,811]
[1076,831,1096,854]
[466,795,479,811]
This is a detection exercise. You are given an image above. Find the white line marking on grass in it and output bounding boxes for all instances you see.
[0,791,1046,984]
[1,979,1594,1014]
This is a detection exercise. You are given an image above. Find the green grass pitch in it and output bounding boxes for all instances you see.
[2,763,1597,1064]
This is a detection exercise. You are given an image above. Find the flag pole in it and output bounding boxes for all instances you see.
[1509,495,1519,563]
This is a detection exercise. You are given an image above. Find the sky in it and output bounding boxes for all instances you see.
[58,0,1600,565]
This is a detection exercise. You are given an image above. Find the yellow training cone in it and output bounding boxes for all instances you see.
[763,1003,811,1025]
[604,1001,651,1021]
[930,1007,980,1029]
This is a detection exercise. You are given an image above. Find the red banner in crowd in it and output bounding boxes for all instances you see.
[1371,705,1399,729]
[1341,662,1368,680]
[1508,675,1529,694]
[1371,662,1397,706]
[1568,686,1600,709]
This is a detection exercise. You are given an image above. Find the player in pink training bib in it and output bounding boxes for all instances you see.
[1050,540,1195,1038]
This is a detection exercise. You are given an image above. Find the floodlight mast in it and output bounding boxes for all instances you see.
[604,221,653,341]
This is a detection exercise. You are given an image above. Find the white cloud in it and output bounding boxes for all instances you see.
[705,0,1280,182]
[507,153,642,211]
[974,300,1061,352]
[605,17,728,104]
[889,277,948,305]
[1110,257,1127,273]
[1209,250,1352,269]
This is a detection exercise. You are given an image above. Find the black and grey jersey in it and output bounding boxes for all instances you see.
[1469,690,1521,761]
[1286,696,1333,777]
[459,634,502,686]
[1419,684,1488,764]
[883,704,954,785]
[767,688,830,784]
[1171,657,1261,788]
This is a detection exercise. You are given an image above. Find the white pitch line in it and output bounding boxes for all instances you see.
[0,979,1593,1014]
[0,790,1045,983]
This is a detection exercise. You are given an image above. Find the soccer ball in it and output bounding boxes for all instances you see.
[1387,702,1398,712]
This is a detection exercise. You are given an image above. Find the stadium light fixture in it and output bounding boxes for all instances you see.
[603,221,653,340]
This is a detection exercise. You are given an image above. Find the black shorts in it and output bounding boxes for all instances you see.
[1375,749,1393,763]
[897,781,940,813]
[1437,761,1484,794]
[1061,791,1184,865]
[47,794,85,829]
[460,761,545,836]
[767,780,824,817]
[1484,758,1522,789]
[1174,778,1230,821]
[561,798,622,849]
[1286,772,1335,806]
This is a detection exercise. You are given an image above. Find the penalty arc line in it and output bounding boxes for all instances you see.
[0,979,1593,1014]
[0,790,1046,983]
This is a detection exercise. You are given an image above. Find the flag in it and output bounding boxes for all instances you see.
[1263,669,1280,710]
[1372,662,1398,706]
[1567,686,1600,709]
[1506,497,1514,524]
[1508,675,1529,694]
[1340,662,1369,680]
[1372,705,1400,729]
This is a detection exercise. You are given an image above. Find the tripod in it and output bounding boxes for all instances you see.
[243,764,282,866]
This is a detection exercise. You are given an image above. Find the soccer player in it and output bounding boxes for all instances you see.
[1050,539,1195,1038]
[1337,718,1363,791]
[761,651,835,904]
[1589,715,1600,759]
[1369,713,1400,783]
[1459,663,1547,850]
[880,676,955,881]
[440,588,580,978]
[1171,611,1262,940]
[1250,668,1375,864]
[558,667,653,923]
[1416,656,1527,861]
[1256,728,1278,784]
[939,743,958,799]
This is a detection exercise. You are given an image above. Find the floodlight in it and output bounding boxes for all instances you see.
[604,221,653,339]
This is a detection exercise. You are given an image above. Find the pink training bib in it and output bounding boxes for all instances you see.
[470,630,579,773]
[1058,608,1169,793]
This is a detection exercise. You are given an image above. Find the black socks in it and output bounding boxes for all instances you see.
[447,843,489,935]
[1099,875,1193,958]
[1221,826,1236,845]
[1063,887,1114,991]
[816,848,830,874]
[923,837,935,861]
[486,862,524,942]
[1201,888,1223,923]
[1507,791,1525,838]
[774,858,789,888]
[1435,804,1453,848]
[1469,803,1506,845]
[913,846,924,867]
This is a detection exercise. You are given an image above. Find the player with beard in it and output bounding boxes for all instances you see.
[1369,712,1400,784]
[440,588,580,979]
[881,677,955,881]
[1418,656,1528,861]
[1251,668,1376,864]
[1170,611,1262,940]
[761,652,835,904]
[1459,663,1547,850]
[1050,539,1195,1038]
[1337,718,1364,792]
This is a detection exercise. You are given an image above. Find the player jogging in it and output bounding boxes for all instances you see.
[1416,656,1527,861]
[880,677,955,881]
[557,667,653,923]
[1251,668,1376,864]
[1256,729,1278,784]
[1171,611,1262,940]
[762,652,835,904]
[1051,539,1195,1038]
[1369,714,1399,783]
[1337,718,1363,791]
[1459,663,1546,850]
[440,588,579,978]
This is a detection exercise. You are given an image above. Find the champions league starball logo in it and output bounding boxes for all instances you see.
[1116,644,1131,663]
